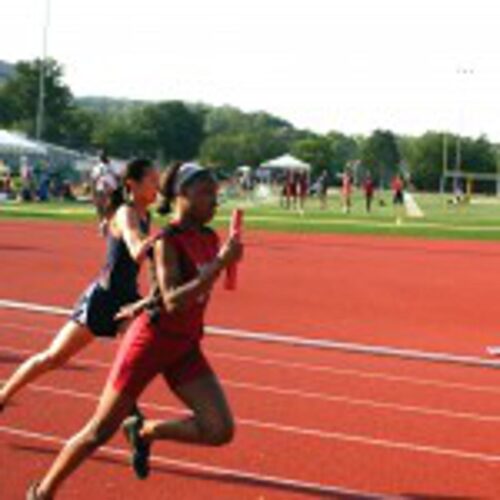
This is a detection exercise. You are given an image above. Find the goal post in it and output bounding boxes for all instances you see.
[440,170,500,201]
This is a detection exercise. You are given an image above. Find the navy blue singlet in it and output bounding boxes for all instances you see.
[71,210,150,338]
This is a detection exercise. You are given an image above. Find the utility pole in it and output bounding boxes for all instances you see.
[455,67,474,173]
[36,0,51,141]
[440,133,448,195]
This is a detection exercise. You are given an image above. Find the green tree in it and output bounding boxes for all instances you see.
[0,92,15,125]
[200,106,295,170]
[361,129,401,186]
[402,132,449,189]
[292,136,333,177]
[326,131,359,175]
[204,105,292,136]
[461,136,497,174]
[92,108,154,158]
[1,59,73,142]
[93,102,204,160]
[200,128,290,170]
[142,101,205,161]
[199,134,247,168]
[59,107,99,150]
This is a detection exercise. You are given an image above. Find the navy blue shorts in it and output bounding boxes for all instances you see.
[71,283,139,338]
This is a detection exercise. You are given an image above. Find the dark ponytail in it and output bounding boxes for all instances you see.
[158,161,183,215]
[106,188,126,215]
[105,158,153,216]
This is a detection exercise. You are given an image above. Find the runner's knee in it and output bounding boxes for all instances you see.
[83,420,116,449]
[29,350,59,371]
[40,349,69,370]
[198,411,235,446]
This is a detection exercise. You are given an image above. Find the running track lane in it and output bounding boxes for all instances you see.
[2,220,500,353]
[2,220,500,497]
[1,310,500,497]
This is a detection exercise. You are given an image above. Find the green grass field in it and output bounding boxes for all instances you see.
[1,191,500,241]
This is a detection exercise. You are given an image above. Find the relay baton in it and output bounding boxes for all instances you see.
[224,208,244,291]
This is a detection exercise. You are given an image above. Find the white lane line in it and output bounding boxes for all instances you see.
[1,298,499,370]
[2,344,500,423]
[0,425,379,499]
[0,299,70,316]
[207,351,500,396]
[223,379,500,423]
[3,318,500,397]
[2,381,500,466]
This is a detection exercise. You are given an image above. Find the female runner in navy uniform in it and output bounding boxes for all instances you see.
[27,162,243,499]
[0,158,159,412]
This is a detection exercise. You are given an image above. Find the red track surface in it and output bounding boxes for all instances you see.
[1,219,500,498]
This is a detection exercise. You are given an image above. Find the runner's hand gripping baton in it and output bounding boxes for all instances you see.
[224,208,244,291]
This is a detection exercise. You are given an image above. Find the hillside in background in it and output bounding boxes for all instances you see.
[76,96,148,115]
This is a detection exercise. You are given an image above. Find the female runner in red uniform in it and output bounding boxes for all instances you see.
[28,162,243,499]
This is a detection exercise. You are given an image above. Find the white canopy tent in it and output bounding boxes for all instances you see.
[236,165,252,173]
[261,154,311,171]
[0,130,47,155]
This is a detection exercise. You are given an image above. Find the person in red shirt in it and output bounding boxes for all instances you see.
[298,171,309,213]
[391,174,405,224]
[363,173,375,213]
[28,163,243,499]
[280,177,288,208]
[392,174,404,205]
[282,170,294,209]
[290,171,299,209]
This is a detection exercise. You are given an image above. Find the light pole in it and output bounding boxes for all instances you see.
[35,0,51,141]
[441,132,448,194]
[455,67,474,173]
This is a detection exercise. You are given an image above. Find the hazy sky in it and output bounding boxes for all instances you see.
[3,0,500,138]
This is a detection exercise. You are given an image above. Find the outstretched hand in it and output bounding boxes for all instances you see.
[115,303,140,321]
[218,235,244,268]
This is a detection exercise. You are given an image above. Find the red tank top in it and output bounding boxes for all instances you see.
[148,222,219,341]
[342,175,352,195]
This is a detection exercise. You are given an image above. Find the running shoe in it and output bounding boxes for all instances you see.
[123,411,151,480]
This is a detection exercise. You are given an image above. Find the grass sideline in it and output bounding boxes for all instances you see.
[1,192,500,241]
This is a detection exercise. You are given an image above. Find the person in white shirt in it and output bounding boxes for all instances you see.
[91,153,122,235]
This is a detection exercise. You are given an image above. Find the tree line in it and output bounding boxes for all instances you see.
[0,59,498,190]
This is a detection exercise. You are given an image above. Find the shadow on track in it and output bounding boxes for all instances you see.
[401,494,479,500]
[0,245,46,253]
[11,443,379,499]
[0,353,90,372]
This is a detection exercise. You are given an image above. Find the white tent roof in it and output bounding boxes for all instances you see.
[236,165,252,172]
[0,130,47,155]
[261,154,311,171]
